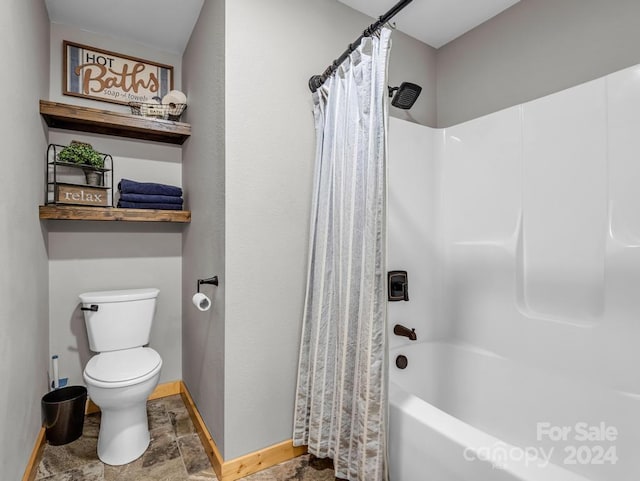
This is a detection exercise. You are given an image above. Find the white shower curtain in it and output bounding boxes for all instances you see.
[293,27,392,481]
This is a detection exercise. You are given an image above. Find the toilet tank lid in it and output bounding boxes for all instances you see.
[79,287,160,303]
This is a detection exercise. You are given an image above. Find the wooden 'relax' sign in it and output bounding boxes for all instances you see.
[55,184,109,206]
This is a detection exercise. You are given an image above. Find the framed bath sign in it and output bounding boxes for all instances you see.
[63,41,174,105]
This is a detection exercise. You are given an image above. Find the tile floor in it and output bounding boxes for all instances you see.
[35,394,340,481]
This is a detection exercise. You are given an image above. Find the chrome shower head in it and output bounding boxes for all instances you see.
[389,82,422,109]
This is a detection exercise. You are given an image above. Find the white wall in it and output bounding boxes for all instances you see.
[436,0,640,127]
[46,25,184,386]
[0,1,50,479]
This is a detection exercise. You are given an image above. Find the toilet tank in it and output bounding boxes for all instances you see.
[79,288,159,352]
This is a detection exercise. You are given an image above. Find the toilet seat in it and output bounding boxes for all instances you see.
[84,347,162,388]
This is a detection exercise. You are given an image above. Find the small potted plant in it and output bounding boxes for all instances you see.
[57,141,105,186]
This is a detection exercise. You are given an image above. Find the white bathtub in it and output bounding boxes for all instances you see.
[388,342,637,481]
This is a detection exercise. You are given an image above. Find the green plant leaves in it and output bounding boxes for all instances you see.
[58,143,104,168]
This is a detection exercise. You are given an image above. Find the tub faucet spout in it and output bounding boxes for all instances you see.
[393,324,417,341]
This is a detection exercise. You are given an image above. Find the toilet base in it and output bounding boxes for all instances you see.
[84,359,161,466]
[98,403,150,465]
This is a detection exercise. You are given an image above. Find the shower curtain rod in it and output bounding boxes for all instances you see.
[308,0,414,93]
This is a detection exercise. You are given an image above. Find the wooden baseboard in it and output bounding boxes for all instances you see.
[21,427,46,481]
[24,380,306,481]
[150,380,182,400]
[222,439,308,481]
[179,382,225,479]
[179,381,307,481]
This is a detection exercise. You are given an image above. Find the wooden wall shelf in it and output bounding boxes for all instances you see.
[40,100,191,145]
[39,205,191,223]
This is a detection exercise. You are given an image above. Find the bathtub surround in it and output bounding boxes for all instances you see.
[387,65,640,480]
[293,28,391,481]
[387,119,438,346]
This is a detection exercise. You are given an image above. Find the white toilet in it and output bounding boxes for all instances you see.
[79,288,163,466]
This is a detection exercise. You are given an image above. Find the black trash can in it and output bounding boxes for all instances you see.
[41,386,87,445]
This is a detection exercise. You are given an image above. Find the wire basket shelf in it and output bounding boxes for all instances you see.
[128,102,187,121]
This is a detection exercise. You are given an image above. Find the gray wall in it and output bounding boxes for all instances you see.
[389,26,437,127]
[49,24,182,115]
[436,0,640,127]
[0,0,50,479]
[223,0,434,459]
[47,25,184,387]
[182,0,226,455]
[324,3,437,127]
[180,0,435,460]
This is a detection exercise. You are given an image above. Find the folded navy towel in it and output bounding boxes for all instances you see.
[119,193,183,205]
[117,201,183,210]
[118,178,183,197]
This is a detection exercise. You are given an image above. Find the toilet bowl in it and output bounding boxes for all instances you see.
[79,287,162,466]
[83,347,162,465]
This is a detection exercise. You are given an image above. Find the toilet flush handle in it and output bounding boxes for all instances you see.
[81,304,99,312]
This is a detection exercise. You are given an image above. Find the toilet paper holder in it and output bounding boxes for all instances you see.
[193,276,218,312]
[197,276,219,293]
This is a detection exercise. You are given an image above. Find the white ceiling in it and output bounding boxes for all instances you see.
[44,0,205,55]
[339,0,521,48]
[45,0,519,55]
